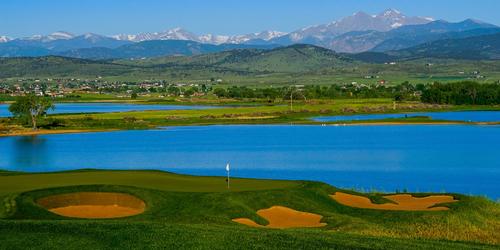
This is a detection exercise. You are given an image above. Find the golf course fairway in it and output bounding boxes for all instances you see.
[0,169,499,249]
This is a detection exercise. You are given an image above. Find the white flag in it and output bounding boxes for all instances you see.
[226,163,230,172]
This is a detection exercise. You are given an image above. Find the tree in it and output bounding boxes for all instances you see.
[183,88,195,97]
[213,88,227,98]
[131,93,138,99]
[9,94,55,130]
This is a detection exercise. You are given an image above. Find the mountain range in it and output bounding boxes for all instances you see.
[2,41,500,80]
[0,9,499,60]
[59,40,280,60]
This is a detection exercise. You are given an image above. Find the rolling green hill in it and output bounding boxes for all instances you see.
[0,56,137,78]
[1,44,500,84]
[124,44,355,73]
[59,40,279,60]
[0,45,356,78]
[387,33,500,60]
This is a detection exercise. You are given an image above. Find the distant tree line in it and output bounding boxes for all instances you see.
[421,81,500,105]
[212,83,421,101]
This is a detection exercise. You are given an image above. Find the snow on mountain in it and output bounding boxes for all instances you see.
[22,31,75,42]
[0,36,11,43]
[279,9,433,43]
[199,30,287,44]
[114,28,199,42]
[79,32,111,42]
[198,34,231,44]
[113,29,287,44]
[48,31,75,40]
[157,27,199,41]
[2,9,433,47]
[112,34,138,41]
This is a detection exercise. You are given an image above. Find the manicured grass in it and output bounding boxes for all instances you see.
[0,169,499,249]
[0,170,297,196]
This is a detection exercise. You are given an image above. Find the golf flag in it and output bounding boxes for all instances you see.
[226,163,230,189]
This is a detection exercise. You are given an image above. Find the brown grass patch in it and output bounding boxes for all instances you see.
[331,192,458,211]
[232,206,326,229]
[37,192,145,219]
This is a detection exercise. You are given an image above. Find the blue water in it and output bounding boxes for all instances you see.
[0,103,218,117]
[1,124,499,199]
[313,111,500,123]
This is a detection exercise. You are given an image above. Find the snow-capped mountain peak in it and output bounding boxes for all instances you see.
[83,33,101,39]
[23,31,75,42]
[255,30,288,40]
[111,29,287,44]
[48,31,75,40]
[0,36,12,43]
[285,9,433,42]
[381,8,402,17]
[112,34,138,41]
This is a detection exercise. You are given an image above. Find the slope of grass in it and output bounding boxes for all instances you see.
[1,221,497,250]
[0,169,499,249]
[2,45,500,84]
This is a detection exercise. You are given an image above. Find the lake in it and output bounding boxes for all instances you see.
[0,103,218,117]
[313,111,500,122]
[1,124,499,199]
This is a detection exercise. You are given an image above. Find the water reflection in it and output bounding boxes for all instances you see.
[11,136,51,170]
[0,124,499,198]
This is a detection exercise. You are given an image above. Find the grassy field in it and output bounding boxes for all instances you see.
[2,50,500,85]
[0,169,499,249]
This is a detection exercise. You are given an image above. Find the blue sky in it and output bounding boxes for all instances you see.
[2,0,500,37]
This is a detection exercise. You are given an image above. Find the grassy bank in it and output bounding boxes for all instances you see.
[0,170,499,249]
[2,99,499,136]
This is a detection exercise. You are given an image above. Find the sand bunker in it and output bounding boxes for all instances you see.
[37,192,146,219]
[331,192,458,211]
[233,206,326,229]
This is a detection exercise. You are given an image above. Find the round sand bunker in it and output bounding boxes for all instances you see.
[37,192,146,219]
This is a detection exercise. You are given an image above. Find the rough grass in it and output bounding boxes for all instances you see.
[1,221,497,250]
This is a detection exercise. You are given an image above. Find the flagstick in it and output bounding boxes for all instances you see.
[226,163,230,190]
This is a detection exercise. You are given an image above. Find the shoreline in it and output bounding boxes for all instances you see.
[0,129,108,137]
[0,121,497,137]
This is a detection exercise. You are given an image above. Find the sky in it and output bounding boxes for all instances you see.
[2,0,500,38]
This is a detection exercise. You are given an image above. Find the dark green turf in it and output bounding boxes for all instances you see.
[0,170,499,249]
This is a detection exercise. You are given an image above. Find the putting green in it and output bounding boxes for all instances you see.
[0,170,298,196]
